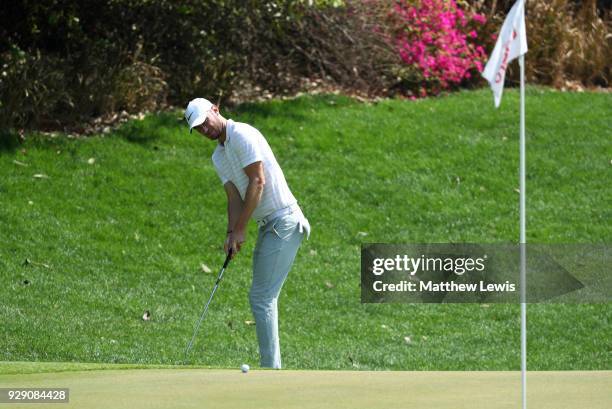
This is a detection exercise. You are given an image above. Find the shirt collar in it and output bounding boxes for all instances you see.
[220,119,233,146]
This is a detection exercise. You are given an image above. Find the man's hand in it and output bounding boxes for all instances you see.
[225,228,246,258]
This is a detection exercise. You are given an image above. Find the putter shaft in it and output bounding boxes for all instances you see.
[184,251,232,362]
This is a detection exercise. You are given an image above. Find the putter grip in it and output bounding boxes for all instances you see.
[223,249,232,269]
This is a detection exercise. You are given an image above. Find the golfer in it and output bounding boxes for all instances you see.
[184,98,310,369]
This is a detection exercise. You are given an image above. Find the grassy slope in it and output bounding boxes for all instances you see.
[0,88,610,373]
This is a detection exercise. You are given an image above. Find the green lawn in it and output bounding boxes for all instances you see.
[1,368,610,409]
[1,88,610,373]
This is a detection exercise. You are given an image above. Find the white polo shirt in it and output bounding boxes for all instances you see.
[211,119,297,222]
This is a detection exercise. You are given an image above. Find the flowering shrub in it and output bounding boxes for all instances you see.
[389,0,488,96]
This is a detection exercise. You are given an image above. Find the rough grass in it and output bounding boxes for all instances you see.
[0,88,610,373]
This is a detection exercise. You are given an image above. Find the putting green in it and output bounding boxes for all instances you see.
[0,369,609,408]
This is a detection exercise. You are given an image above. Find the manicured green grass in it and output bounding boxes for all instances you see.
[1,88,610,373]
[1,367,611,409]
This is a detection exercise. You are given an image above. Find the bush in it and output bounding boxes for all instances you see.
[272,1,400,96]
[0,0,252,131]
[112,60,168,113]
[525,0,610,87]
[0,45,71,130]
[384,0,488,97]
[0,0,401,132]
[0,0,609,135]
[471,0,610,88]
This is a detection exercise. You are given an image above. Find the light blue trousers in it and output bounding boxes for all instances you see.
[250,210,309,369]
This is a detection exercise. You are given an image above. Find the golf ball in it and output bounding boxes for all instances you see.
[241,364,249,373]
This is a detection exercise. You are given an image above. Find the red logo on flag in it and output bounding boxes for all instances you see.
[495,30,518,84]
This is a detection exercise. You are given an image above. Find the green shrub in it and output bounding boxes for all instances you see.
[0,0,609,135]
[0,45,71,130]
[112,60,168,113]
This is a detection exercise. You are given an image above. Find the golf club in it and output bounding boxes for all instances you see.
[184,249,233,363]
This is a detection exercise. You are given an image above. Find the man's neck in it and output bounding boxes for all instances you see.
[219,118,228,145]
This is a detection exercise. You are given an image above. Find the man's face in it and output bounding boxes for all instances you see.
[194,106,222,140]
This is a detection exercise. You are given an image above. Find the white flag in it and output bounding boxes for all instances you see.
[482,0,528,107]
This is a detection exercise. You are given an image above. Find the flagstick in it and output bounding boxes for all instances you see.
[519,53,527,409]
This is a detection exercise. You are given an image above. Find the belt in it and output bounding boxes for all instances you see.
[256,203,300,228]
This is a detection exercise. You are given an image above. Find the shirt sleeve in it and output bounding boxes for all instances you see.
[233,131,264,169]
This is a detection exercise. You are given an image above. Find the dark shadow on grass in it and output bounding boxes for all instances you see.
[229,94,356,124]
[114,112,183,146]
[0,130,23,153]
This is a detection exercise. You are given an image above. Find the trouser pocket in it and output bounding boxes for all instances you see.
[271,214,299,241]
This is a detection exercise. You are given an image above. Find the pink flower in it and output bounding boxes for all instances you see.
[472,13,487,25]
[389,0,486,91]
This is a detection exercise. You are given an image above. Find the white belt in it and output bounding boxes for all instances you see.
[256,203,300,228]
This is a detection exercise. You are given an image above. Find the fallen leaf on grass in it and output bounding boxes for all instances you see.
[33,174,49,179]
[404,336,412,345]
[87,158,96,165]
[13,160,28,167]
[23,258,50,268]
[324,281,334,289]
[201,264,212,273]
[244,320,255,326]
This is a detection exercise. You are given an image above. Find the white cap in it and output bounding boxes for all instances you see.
[185,98,213,133]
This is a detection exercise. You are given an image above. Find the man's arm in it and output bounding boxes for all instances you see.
[223,182,243,255]
[227,161,265,255]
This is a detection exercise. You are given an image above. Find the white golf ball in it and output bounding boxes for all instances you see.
[241,364,250,373]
